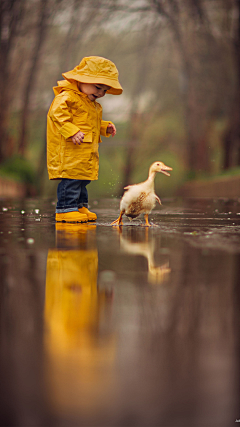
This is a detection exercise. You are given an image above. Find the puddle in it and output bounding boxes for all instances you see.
[0,197,239,426]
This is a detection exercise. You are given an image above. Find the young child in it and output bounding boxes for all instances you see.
[47,56,123,222]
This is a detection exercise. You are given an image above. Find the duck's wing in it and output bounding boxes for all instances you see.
[155,195,161,205]
[124,184,134,190]
[120,185,143,214]
[122,189,153,218]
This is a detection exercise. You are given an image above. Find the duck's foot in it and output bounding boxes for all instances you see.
[111,211,124,226]
[143,214,151,227]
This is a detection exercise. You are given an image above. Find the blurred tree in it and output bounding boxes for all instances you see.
[146,0,224,176]
[223,0,240,169]
[121,28,157,189]
[148,0,240,175]
[58,0,102,72]
[0,0,25,162]
[105,0,236,178]
[1,0,239,196]
[18,0,50,156]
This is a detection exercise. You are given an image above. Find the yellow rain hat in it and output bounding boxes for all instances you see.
[62,56,123,95]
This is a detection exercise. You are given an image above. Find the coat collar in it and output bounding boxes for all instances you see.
[53,79,102,108]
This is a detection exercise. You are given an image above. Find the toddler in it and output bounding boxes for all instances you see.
[47,56,122,222]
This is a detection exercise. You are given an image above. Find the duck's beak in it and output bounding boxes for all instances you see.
[160,164,172,177]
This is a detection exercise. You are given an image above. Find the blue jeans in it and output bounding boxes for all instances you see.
[56,179,91,213]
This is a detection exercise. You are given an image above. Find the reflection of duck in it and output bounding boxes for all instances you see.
[44,225,116,419]
[111,161,172,226]
[118,229,170,284]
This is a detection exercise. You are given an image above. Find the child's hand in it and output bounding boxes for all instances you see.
[71,131,85,145]
[107,123,116,137]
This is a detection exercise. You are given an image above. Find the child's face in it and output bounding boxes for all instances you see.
[78,82,111,102]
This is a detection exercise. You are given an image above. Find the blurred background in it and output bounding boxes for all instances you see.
[1,0,240,200]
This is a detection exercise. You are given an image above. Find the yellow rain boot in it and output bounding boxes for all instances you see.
[78,207,97,221]
[55,211,88,223]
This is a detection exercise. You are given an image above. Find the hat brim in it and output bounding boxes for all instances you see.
[62,71,123,95]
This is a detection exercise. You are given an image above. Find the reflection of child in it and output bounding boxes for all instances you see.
[47,56,123,223]
[45,244,116,417]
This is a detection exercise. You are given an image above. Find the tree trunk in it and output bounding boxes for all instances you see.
[121,27,155,190]
[223,0,240,169]
[0,45,9,163]
[0,0,24,163]
[18,0,49,157]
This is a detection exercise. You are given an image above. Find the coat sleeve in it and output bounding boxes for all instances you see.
[100,120,114,137]
[49,93,80,139]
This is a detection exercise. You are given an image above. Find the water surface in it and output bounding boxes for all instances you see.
[0,197,239,427]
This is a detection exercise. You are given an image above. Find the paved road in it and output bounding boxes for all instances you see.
[0,197,239,427]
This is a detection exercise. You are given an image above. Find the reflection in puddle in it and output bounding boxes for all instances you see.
[44,224,116,421]
[117,228,171,285]
[0,198,239,426]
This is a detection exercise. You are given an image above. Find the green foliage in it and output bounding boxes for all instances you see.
[0,156,37,187]
[27,112,46,166]
[123,111,188,196]
[191,166,240,182]
[90,144,125,198]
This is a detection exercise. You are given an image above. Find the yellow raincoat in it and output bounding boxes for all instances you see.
[47,56,122,181]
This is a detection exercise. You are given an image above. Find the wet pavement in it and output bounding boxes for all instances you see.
[0,197,240,427]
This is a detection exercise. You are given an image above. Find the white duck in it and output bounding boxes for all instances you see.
[111,161,172,226]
